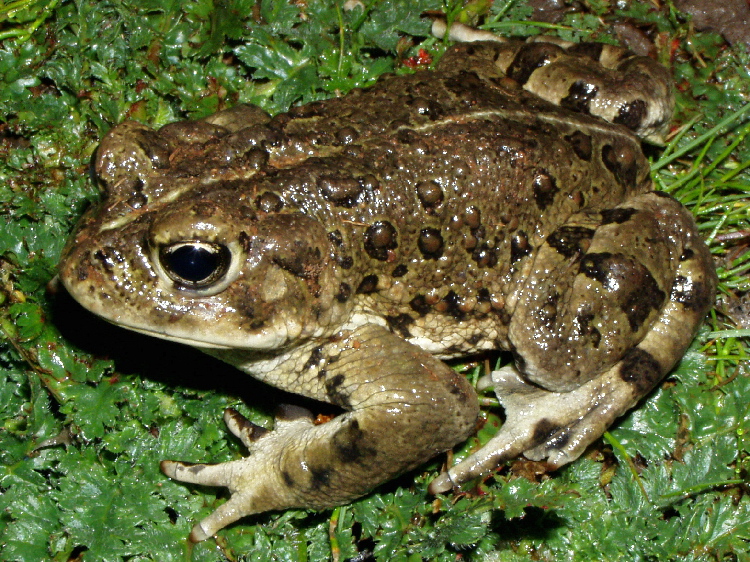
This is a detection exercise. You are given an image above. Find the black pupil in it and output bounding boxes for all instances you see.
[165,245,223,284]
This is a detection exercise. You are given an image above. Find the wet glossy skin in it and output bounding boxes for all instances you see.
[58,32,716,542]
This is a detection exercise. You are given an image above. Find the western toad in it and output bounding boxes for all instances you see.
[58,24,716,542]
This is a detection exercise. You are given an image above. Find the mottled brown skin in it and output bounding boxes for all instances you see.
[58,33,716,542]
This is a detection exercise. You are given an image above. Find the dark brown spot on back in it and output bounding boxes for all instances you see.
[360,175,380,192]
[442,290,466,320]
[510,231,531,264]
[546,226,595,259]
[601,207,637,225]
[418,228,444,259]
[602,144,638,187]
[335,126,359,145]
[319,176,362,207]
[409,96,442,120]
[416,181,444,210]
[464,206,481,230]
[328,230,344,246]
[256,191,284,213]
[392,264,408,277]
[564,130,593,161]
[364,221,398,261]
[245,148,269,169]
[356,274,378,294]
[472,242,498,268]
[410,295,431,316]
[532,168,559,210]
[335,282,352,303]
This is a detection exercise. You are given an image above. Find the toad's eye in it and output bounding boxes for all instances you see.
[159,242,231,289]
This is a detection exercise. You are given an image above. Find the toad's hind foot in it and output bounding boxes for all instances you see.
[429,356,651,494]
[428,360,636,494]
[429,203,716,494]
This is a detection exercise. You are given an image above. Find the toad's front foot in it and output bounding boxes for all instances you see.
[162,324,479,541]
[161,406,320,542]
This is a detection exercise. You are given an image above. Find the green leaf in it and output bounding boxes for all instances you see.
[58,380,128,441]
[0,490,60,561]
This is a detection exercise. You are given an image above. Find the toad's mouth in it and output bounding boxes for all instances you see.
[124,325,240,350]
[104,317,293,352]
[55,268,297,352]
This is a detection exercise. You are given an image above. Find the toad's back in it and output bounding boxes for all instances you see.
[252,79,652,357]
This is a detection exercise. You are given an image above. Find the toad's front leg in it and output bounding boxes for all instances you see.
[161,323,479,542]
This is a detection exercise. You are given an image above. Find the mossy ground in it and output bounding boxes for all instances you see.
[1,1,749,560]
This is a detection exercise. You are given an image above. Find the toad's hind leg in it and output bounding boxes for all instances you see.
[431,19,673,143]
[430,193,716,493]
